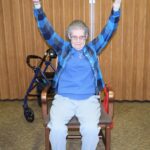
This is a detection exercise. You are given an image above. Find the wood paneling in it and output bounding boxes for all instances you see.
[0,0,150,100]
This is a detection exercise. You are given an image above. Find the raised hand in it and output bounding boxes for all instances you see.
[114,0,122,3]
[33,0,40,3]
[113,0,122,11]
[32,0,41,9]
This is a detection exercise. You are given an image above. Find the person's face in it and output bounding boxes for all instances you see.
[69,28,88,51]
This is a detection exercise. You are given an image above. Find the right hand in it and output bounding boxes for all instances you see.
[32,0,41,8]
[113,0,122,11]
[33,0,40,2]
[32,0,40,4]
[114,0,122,4]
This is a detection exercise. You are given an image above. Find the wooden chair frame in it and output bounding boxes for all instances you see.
[41,85,114,150]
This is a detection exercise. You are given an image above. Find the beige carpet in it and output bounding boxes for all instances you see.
[0,100,150,150]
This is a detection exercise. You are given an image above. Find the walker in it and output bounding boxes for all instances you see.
[23,48,56,122]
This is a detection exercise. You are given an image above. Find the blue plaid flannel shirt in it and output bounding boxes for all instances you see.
[34,8,120,93]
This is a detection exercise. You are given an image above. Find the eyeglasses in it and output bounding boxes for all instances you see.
[70,35,87,41]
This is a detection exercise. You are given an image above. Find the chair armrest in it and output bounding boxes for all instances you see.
[100,90,115,102]
[41,84,50,126]
[108,90,115,118]
[109,90,115,100]
[100,89,115,118]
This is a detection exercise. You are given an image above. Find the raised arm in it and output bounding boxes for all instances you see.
[32,0,68,55]
[87,0,121,55]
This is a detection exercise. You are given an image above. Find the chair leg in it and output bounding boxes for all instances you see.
[105,126,111,150]
[45,127,51,150]
[109,102,114,118]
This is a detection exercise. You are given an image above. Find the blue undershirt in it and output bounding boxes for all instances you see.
[57,48,95,100]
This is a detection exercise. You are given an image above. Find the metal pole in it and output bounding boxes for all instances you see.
[89,0,95,40]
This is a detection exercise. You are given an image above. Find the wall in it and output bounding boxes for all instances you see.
[0,0,150,100]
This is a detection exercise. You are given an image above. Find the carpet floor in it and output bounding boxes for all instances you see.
[0,100,150,150]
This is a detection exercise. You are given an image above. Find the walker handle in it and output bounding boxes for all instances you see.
[26,55,42,69]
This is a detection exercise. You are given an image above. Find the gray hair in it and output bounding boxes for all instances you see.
[66,20,89,39]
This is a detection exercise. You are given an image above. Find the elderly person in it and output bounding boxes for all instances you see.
[32,0,121,149]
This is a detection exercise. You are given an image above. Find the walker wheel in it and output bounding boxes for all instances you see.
[24,107,34,122]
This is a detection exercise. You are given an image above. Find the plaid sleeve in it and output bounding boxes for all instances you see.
[88,9,121,55]
[34,8,67,55]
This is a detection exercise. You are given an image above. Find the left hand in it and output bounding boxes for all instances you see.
[114,0,122,3]
[113,0,122,11]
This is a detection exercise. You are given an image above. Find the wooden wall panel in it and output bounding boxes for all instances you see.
[143,0,150,99]
[0,0,150,100]
[132,0,147,100]
[120,0,134,100]
[1,0,19,98]
[0,0,9,98]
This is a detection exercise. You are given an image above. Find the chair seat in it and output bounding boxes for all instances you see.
[67,106,112,127]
